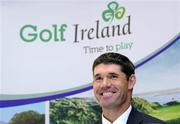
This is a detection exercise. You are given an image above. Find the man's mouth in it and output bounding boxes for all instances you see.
[100,91,116,96]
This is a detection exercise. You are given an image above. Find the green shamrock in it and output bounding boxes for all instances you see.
[102,1,126,22]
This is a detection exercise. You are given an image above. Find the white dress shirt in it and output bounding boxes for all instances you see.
[102,105,132,124]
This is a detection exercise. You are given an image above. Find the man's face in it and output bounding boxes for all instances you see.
[93,64,134,109]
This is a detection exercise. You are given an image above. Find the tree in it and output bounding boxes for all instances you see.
[50,98,101,124]
[9,110,45,124]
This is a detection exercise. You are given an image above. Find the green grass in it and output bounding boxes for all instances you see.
[166,118,180,124]
[149,104,180,121]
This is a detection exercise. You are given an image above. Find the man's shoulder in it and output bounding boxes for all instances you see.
[139,111,166,123]
[127,107,166,124]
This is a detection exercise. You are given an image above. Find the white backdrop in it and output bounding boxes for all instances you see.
[0,0,179,96]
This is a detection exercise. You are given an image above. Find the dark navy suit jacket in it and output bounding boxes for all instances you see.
[94,107,166,124]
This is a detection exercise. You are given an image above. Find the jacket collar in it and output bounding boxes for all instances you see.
[126,107,143,124]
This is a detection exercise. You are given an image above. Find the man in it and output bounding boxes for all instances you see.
[92,52,166,124]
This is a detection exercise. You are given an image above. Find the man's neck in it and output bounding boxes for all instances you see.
[102,100,131,122]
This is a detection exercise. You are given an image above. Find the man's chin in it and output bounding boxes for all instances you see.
[100,101,115,109]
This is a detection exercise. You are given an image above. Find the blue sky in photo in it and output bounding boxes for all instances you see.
[134,39,180,93]
[0,102,45,123]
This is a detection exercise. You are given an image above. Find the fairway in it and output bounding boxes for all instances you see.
[149,104,180,121]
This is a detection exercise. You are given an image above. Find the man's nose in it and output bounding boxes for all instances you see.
[101,77,111,87]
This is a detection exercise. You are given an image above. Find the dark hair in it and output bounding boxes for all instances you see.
[92,52,135,80]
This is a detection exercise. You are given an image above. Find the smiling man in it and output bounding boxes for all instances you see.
[92,52,166,124]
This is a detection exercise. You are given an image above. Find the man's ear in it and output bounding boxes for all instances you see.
[128,74,136,90]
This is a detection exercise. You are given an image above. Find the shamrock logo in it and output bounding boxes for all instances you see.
[102,1,126,22]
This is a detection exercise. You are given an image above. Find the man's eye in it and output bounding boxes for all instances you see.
[110,75,118,79]
[95,77,102,81]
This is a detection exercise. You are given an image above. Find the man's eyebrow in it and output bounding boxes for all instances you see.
[108,72,119,76]
[94,73,101,77]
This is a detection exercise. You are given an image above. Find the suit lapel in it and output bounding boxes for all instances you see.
[127,107,143,124]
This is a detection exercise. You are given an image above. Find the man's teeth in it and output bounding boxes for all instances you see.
[102,92,113,96]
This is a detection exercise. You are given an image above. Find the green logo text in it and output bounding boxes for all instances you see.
[20,24,67,42]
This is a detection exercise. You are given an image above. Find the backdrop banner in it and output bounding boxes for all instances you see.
[0,1,179,124]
